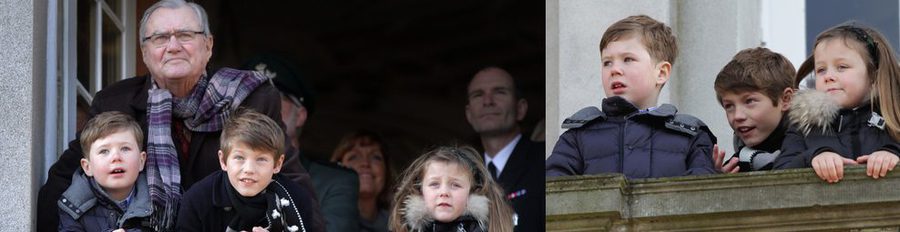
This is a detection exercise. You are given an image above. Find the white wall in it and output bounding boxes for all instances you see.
[761,0,807,71]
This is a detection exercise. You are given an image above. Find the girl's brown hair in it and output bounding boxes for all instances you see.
[388,145,514,232]
[796,23,900,141]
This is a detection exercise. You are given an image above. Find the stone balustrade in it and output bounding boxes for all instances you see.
[546,166,900,231]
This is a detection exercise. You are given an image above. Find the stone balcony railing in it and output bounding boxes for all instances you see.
[546,166,900,231]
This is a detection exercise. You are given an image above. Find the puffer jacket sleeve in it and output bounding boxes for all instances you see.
[775,126,845,169]
[774,127,810,169]
[878,134,900,156]
[57,207,85,232]
[684,129,716,175]
[546,130,583,177]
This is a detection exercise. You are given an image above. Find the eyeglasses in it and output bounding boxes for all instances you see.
[141,31,205,47]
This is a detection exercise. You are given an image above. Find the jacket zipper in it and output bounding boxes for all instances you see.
[619,120,625,173]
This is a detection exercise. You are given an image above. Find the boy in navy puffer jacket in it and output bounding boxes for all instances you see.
[546,15,717,178]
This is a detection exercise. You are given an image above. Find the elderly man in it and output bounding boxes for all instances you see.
[37,1,321,231]
[465,66,545,232]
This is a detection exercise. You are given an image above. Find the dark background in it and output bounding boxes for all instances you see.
[805,0,899,56]
[135,1,546,173]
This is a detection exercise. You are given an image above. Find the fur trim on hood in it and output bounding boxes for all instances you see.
[402,194,490,231]
[789,90,840,136]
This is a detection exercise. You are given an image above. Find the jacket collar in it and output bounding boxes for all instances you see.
[59,170,152,223]
[211,171,235,209]
[129,74,153,113]
[601,96,677,118]
[402,194,490,231]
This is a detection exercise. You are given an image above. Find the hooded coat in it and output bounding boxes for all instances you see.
[401,194,491,232]
[774,91,900,169]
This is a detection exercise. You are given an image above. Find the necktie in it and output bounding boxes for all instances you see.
[488,162,498,179]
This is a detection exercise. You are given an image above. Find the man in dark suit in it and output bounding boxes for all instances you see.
[244,54,361,232]
[465,67,545,232]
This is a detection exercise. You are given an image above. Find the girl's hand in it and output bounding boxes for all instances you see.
[251,227,270,232]
[112,229,125,232]
[811,152,857,183]
[856,150,899,179]
[712,144,739,173]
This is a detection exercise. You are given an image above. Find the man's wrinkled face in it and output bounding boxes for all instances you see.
[465,68,526,136]
[140,7,213,84]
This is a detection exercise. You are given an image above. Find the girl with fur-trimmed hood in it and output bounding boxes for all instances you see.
[774,23,900,183]
[389,146,514,232]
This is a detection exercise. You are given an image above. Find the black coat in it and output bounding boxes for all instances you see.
[176,171,319,232]
[547,97,717,178]
[490,137,545,232]
[775,104,900,169]
[38,74,322,232]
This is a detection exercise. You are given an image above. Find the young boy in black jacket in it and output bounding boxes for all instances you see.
[177,109,318,232]
[712,47,795,173]
[546,15,717,178]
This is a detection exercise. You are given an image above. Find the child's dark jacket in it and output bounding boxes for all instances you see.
[546,96,717,178]
[775,91,900,169]
[58,170,153,232]
[176,171,319,232]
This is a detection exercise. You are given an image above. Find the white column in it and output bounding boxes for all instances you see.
[675,0,761,153]
[0,0,45,230]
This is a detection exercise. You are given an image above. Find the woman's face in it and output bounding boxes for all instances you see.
[340,141,386,200]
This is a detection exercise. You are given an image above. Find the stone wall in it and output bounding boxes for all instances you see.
[0,0,43,230]
[547,166,900,231]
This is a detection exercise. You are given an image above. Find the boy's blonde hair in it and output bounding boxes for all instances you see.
[600,15,678,65]
[715,47,796,105]
[80,111,143,158]
[389,145,514,232]
[796,23,900,141]
[219,108,285,160]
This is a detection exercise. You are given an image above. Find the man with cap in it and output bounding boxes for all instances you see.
[243,54,361,232]
[464,66,546,232]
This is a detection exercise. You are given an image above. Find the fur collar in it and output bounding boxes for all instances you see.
[403,194,490,231]
[789,90,840,136]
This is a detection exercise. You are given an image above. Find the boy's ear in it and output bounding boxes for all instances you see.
[80,158,92,177]
[139,151,147,172]
[780,87,794,111]
[218,150,227,171]
[655,61,671,86]
[273,155,285,174]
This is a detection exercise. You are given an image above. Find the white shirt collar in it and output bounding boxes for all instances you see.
[484,134,521,177]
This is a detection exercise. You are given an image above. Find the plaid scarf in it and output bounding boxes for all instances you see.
[146,68,268,231]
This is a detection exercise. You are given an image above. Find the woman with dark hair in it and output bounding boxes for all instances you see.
[331,130,393,232]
